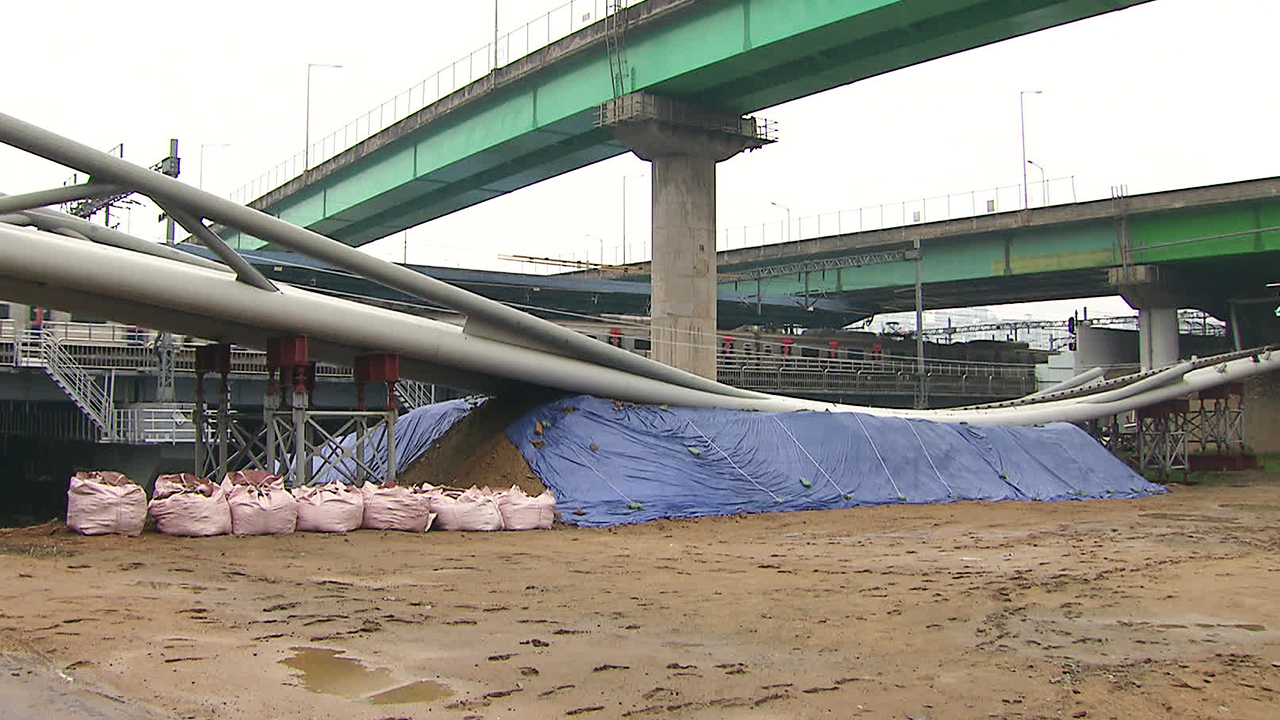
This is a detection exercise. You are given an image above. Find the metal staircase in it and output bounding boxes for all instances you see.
[393,378,436,411]
[14,329,196,444]
[18,330,117,439]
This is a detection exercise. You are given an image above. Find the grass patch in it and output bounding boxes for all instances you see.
[0,543,73,559]
[1257,453,1280,473]
[1142,470,1238,486]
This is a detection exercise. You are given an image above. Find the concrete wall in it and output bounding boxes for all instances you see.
[1244,373,1280,454]
[1074,326,1138,373]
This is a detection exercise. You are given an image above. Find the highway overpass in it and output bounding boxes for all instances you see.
[219,0,1154,249]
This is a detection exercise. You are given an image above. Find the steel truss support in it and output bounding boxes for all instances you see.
[264,407,398,487]
[1186,383,1247,456]
[1136,400,1189,480]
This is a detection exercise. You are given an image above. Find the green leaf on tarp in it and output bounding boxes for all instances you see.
[686,446,702,456]
[799,477,813,488]
[842,493,852,501]
[627,501,643,511]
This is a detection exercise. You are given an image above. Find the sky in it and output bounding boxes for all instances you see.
[2,0,1277,325]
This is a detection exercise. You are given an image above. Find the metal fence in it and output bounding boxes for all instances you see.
[230,0,646,205]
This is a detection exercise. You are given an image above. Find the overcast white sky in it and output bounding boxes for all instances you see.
[2,0,1277,323]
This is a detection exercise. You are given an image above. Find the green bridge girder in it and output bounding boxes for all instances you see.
[225,0,1153,250]
[713,177,1280,315]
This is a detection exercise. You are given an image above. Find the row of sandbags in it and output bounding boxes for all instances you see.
[66,470,556,537]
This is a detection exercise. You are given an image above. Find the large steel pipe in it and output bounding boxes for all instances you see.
[0,111,765,402]
[0,221,1276,426]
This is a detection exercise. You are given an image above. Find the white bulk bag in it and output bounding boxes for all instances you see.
[66,471,147,536]
[149,473,231,537]
[294,482,364,533]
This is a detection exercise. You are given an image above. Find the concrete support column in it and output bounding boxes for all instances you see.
[1137,306,1179,371]
[605,92,773,379]
[648,153,718,378]
[6,302,28,327]
[1111,264,1187,371]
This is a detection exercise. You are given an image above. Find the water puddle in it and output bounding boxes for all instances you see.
[1138,513,1238,524]
[368,680,454,704]
[279,647,452,704]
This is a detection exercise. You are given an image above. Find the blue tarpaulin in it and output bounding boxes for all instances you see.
[310,397,485,484]
[506,395,1163,527]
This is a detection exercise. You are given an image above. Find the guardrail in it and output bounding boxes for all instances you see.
[718,176,1078,253]
[0,320,1037,403]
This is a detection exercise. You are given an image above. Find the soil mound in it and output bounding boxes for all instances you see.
[397,391,556,496]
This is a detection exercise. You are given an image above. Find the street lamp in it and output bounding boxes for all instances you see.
[584,234,604,267]
[769,201,791,244]
[621,173,646,264]
[305,62,344,169]
[1020,90,1042,210]
[199,143,230,190]
[1027,160,1046,207]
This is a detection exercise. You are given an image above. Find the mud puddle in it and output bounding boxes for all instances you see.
[279,646,451,704]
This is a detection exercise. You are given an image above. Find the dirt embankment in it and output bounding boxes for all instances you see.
[397,391,552,496]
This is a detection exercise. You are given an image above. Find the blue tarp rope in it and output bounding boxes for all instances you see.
[586,461,637,506]
[772,415,849,498]
[686,418,783,503]
[854,413,904,499]
[907,419,955,497]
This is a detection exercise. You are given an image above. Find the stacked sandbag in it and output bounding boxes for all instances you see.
[66,471,147,536]
[294,482,364,533]
[148,474,232,537]
[222,470,298,536]
[493,486,556,530]
[360,481,434,532]
[427,486,505,532]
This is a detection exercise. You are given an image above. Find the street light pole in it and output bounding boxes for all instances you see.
[1020,90,1042,210]
[199,143,230,190]
[1027,160,1046,207]
[305,62,343,170]
[770,201,791,243]
[912,237,926,409]
[621,172,646,264]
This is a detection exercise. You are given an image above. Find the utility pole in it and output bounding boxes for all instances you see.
[1020,90,1042,210]
[156,138,180,402]
[912,237,926,409]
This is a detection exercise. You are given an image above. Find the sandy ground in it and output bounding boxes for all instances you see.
[1,475,1278,720]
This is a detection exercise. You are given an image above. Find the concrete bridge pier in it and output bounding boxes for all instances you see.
[1136,307,1179,371]
[1111,265,1185,371]
[604,93,772,378]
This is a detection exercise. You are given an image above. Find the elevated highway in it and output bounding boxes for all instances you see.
[220,0,1154,249]
[701,176,1280,318]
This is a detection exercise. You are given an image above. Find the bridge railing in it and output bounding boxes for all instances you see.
[230,0,646,206]
[0,320,1037,401]
[716,176,1079,253]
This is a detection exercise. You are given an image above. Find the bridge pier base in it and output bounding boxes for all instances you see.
[1136,307,1179,371]
[1111,264,1186,371]
[602,92,773,379]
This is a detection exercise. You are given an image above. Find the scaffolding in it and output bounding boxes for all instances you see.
[192,337,402,486]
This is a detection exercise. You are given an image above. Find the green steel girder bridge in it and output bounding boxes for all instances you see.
[220,0,1153,250]
[707,176,1280,322]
